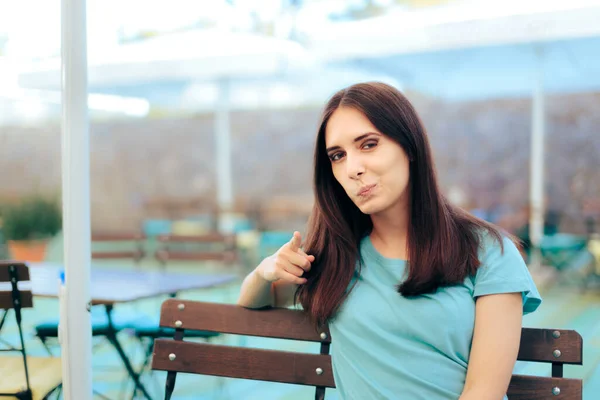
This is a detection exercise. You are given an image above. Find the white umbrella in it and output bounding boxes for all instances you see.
[18,29,313,88]
[19,28,315,224]
[300,0,600,62]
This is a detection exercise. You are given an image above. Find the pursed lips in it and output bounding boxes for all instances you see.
[357,184,376,196]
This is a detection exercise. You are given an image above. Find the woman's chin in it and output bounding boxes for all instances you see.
[356,199,382,215]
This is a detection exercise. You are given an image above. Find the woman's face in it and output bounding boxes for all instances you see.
[324,106,411,216]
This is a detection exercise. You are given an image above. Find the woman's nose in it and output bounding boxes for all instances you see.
[347,154,366,180]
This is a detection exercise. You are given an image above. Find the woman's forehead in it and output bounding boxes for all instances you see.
[325,107,379,146]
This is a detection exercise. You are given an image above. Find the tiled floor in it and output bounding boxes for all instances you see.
[2,237,599,399]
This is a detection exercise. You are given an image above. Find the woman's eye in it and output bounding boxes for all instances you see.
[329,152,344,162]
[363,141,378,150]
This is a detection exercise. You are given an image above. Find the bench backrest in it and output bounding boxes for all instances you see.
[151,300,583,400]
[91,231,146,262]
[0,261,33,311]
[155,233,238,267]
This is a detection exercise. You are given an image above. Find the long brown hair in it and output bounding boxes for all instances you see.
[297,82,509,327]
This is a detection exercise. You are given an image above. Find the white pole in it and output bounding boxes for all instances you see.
[61,0,92,398]
[529,47,546,269]
[215,79,234,232]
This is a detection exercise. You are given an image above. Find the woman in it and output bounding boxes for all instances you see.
[238,82,541,400]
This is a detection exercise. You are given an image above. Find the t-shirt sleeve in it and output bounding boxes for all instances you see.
[473,235,542,315]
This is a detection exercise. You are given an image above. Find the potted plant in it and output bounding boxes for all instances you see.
[1,196,62,262]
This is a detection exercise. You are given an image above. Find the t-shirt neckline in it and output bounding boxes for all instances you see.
[362,235,408,267]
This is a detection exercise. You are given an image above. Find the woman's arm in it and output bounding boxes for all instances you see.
[237,256,277,309]
[237,232,313,309]
[236,256,300,308]
[460,292,523,400]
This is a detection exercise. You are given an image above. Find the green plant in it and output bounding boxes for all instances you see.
[2,196,62,241]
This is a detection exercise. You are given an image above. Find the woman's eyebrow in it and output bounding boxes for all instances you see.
[326,132,380,153]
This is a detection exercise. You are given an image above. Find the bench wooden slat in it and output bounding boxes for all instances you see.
[153,340,335,388]
[92,251,144,260]
[156,251,237,262]
[159,300,330,343]
[158,233,235,244]
[518,328,582,364]
[0,262,30,282]
[507,374,582,399]
[152,342,583,399]
[92,232,145,241]
[0,291,33,309]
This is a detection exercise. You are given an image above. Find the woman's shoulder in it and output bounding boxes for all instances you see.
[475,228,520,258]
[471,228,542,314]
[473,227,531,282]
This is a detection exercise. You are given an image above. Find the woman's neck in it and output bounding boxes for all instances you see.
[369,206,410,260]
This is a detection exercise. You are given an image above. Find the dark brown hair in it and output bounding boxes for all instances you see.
[297,82,510,327]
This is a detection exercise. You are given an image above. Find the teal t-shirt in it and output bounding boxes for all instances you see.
[328,234,542,400]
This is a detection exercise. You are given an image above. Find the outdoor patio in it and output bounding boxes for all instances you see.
[2,234,599,399]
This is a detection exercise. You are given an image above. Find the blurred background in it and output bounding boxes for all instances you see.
[0,0,599,399]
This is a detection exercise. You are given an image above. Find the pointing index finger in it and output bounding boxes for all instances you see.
[289,231,301,251]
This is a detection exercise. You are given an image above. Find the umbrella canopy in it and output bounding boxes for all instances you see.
[18,28,316,219]
[18,29,315,89]
[302,0,600,63]
[352,36,600,101]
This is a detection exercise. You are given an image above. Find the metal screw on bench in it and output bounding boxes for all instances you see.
[175,320,183,328]
[315,368,323,375]
[553,349,561,358]
[552,387,561,396]
[320,332,327,340]
[169,353,176,361]
[178,303,185,310]
[552,330,561,338]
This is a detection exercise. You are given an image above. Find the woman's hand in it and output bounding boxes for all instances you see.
[256,231,315,285]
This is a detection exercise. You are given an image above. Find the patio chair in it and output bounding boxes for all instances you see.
[152,299,584,400]
[130,233,238,392]
[0,261,62,400]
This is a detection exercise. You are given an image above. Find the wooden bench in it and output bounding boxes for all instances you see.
[151,299,583,400]
[91,231,146,263]
[0,261,62,400]
[155,233,238,270]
